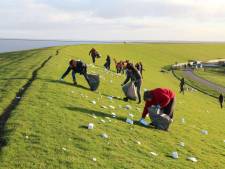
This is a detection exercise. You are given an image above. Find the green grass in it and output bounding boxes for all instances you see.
[195,68,225,88]
[0,44,225,169]
[174,70,221,98]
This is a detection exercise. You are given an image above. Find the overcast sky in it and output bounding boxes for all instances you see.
[1,0,225,41]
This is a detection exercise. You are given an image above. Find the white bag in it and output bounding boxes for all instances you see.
[122,81,137,100]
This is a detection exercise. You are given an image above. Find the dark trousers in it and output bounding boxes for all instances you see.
[162,98,175,119]
[220,102,223,108]
[134,79,142,103]
[92,56,96,64]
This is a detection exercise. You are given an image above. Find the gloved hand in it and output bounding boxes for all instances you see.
[139,118,149,126]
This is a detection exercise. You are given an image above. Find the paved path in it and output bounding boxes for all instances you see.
[183,70,225,94]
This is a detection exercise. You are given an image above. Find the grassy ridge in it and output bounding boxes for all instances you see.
[0,48,59,113]
[0,44,225,169]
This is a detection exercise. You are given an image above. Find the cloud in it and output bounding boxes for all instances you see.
[0,0,225,40]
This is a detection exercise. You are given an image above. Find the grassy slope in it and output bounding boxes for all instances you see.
[0,44,225,169]
[0,47,59,113]
[195,68,225,88]
[174,70,220,98]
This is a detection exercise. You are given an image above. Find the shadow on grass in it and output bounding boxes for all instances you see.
[65,106,150,129]
[101,93,124,101]
[40,78,91,91]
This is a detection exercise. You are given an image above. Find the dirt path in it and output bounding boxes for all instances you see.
[183,70,225,94]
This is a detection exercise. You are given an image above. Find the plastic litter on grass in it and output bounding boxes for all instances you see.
[179,142,185,147]
[171,152,179,159]
[126,118,134,125]
[150,152,158,156]
[101,133,109,139]
[125,105,132,110]
[201,130,208,135]
[187,157,198,162]
[88,123,94,129]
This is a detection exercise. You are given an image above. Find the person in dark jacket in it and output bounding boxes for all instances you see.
[179,78,185,94]
[89,48,100,64]
[104,55,111,70]
[135,62,144,77]
[139,88,176,126]
[60,59,88,85]
[219,93,224,108]
[121,63,142,104]
[139,62,143,76]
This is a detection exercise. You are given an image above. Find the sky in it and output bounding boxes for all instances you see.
[1,0,225,41]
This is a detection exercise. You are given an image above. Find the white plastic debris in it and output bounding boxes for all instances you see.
[91,100,96,105]
[171,152,179,159]
[16,96,21,99]
[25,135,29,139]
[140,118,149,126]
[88,123,94,129]
[181,118,185,124]
[128,113,134,118]
[150,152,158,156]
[201,130,208,135]
[187,157,198,162]
[101,105,108,109]
[137,141,141,145]
[92,114,97,119]
[92,157,97,162]
[125,105,132,110]
[105,117,111,122]
[109,105,115,109]
[126,118,134,125]
[100,119,106,123]
[111,113,117,118]
[101,133,109,139]
[107,96,113,100]
[62,147,67,151]
[179,142,185,147]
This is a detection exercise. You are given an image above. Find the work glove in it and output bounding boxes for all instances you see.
[139,118,149,126]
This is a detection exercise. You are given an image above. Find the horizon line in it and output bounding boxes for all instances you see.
[1,37,225,44]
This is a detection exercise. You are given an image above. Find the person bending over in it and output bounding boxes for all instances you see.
[60,59,88,85]
[139,88,176,126]
[122,63,142,104]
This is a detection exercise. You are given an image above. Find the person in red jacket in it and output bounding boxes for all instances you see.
[139,88,176,126]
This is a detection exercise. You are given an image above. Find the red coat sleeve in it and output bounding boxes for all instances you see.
[142,100,154,118]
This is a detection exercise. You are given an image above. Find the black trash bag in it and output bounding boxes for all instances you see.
[86,74,100,91]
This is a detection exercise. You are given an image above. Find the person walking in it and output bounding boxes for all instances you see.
[179,78,185,94]
[104,55,111,70]
[219,93,224,109]
[89,48,100,64]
